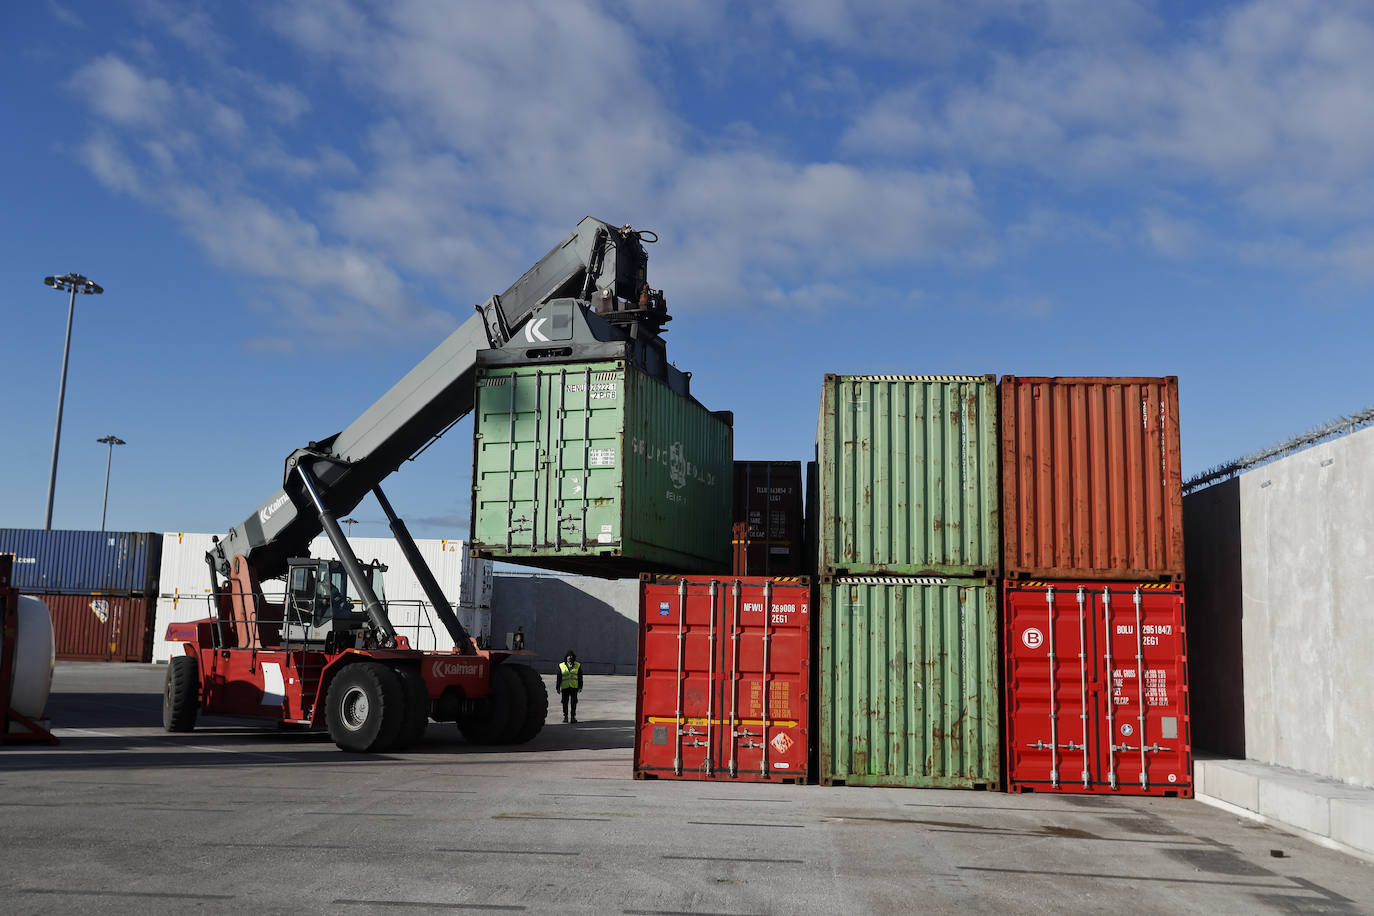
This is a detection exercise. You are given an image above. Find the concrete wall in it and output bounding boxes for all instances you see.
[1186,425,1374,788]
[490,575,640,676]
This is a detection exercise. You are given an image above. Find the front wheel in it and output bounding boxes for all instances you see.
[506,663,548,744]
[325,662,405,753]
[455,663,528,745]
[162,654,199,732]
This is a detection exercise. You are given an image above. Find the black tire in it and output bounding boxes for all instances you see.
[392,665,431,750]
[325,661,405,753]
[456,663,528,745]
[507,663,548,744]
[162,655,199,732]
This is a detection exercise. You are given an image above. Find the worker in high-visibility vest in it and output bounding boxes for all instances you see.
[558,650,584,723]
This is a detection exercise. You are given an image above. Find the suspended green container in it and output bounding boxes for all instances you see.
[819,576,1000,788]
[470,359,732,576]
[816,374,999,577]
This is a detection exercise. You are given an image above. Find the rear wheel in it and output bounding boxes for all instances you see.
[325,662,405,753]
[456,663,528,745]
[507,663,548,744]
[162,655,199,732]
[392,665,431,750]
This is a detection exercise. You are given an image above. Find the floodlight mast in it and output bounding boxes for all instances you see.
[42,273,104,530]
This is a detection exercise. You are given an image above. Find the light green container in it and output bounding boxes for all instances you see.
[819,576,1000,788]
[816,374,999,577]
[470,360,732,576]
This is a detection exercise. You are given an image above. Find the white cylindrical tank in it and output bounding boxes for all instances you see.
[5,595,56,721]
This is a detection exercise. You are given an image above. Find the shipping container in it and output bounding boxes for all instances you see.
[38,592,156,662]
[816,375,999,577]
[0,529,162,596]
[818,576,1000,788]
[731,461,804,576]
[151,533,493,661]
[1001,377,1184,581]
[1003,580,1192,796]
[636,575,810,783]
[470,360,733,576]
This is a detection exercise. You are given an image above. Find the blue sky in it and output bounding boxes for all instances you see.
[2,0,1371,539]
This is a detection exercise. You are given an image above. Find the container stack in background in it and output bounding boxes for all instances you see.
[814,375,1002,789]
[731,460,805,576]
[1000,377,1192,797]
[633,460,811,783]
[0,529,162,662]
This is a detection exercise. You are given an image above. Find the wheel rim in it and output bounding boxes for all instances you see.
[341,685,370,731]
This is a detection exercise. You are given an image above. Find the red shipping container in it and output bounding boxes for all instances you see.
[1001,377,1184,581]
[1004,580,1192,796]
[35,593,155,662]
[635,575,810,783]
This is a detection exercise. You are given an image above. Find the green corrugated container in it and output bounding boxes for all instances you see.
[469,359,732,576]
[819,576,1000,788]
[816,374,999,577]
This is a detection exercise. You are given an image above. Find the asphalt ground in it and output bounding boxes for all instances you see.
[1,662,1370,915]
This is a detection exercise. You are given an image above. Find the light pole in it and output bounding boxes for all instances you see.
[43,273,103,530]
[97,435,126,531]
[341,517,359,536]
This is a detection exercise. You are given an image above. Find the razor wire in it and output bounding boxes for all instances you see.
[1184,404,1374,494]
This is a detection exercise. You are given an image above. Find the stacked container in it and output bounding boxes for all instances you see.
[0,529,162,662]
[814,375,1001,789]
[731,461,804,576]
[999,377,1191,797]
[635,574,810,783]
[468,360,733,577]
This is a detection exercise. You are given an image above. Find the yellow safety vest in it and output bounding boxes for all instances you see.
[558,661,581,691]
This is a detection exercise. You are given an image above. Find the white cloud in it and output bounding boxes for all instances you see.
[68,55,175,127]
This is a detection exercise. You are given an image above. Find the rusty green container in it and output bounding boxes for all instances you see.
[469,359,733,576]
[816,374,999,577]
[818,576,1001,788]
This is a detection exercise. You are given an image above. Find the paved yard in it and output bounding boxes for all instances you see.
[0,663,1370,914]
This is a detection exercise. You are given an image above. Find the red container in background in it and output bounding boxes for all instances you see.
[731,462,804,576]
[636,575,810,783]
[1004,580,1191,796]
[1000,377,1184,581]
[38,593,156,662]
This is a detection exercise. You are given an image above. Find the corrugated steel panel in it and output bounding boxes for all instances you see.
[40,593,155,662]
[816,375,999,577]
[1004,580,1192,796]
[1001,377,1184,581]
[151,533,492,660]
[732,461,803,576]
[0,529,162,595]
[819,576,1000,788]
[636,576,810,783]
[470,360,733,576]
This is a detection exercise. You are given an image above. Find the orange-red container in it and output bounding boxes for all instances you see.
[635,575,810,783]
[1004,580,1191,796]
[39,593,155,662]
[1001,377,1184,581]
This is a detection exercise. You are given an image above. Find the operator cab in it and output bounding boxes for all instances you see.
[283,557,387,650]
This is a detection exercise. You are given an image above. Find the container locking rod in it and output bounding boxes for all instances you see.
[1076,586,1091,788]
[1134,587,1148,790]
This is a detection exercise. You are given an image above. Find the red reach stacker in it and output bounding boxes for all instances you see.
[164,217,672,752]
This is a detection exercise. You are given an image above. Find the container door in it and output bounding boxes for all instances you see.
[636,578,809,782]
[1005,581,1191,795]
[637,579,722,778]
[1004,583,1104,792]
[1098,584,1191,794]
